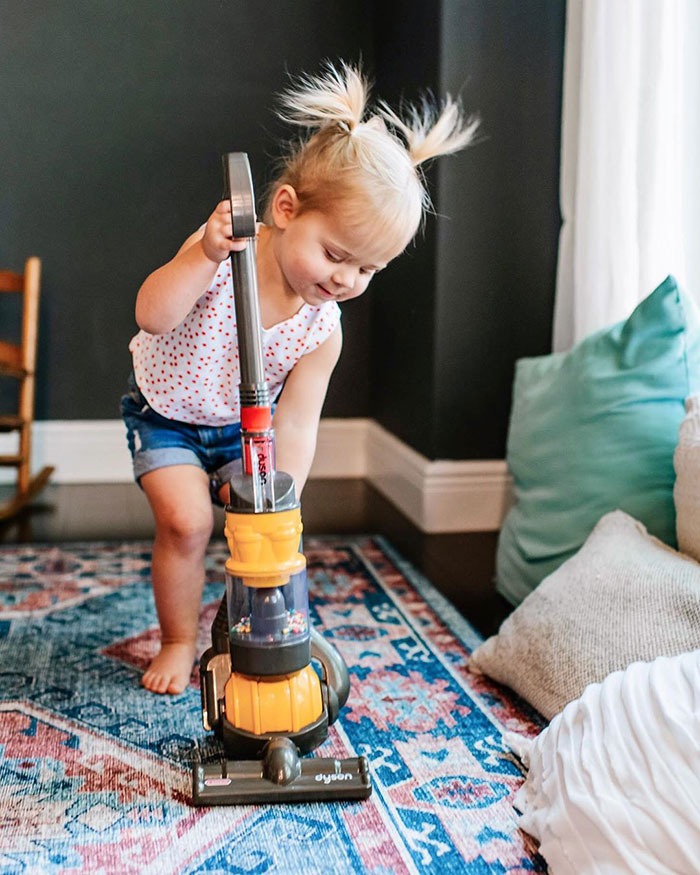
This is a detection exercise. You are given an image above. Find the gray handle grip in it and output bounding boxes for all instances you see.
[222,152,267,397]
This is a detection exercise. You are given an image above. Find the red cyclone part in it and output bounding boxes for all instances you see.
[241,406,272,431]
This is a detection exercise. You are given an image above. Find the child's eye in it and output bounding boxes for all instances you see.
[324,249,342,263]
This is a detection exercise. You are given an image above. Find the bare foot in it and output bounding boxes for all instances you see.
[142,641,197,694]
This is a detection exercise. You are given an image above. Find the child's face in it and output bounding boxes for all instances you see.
[273,202,403,306]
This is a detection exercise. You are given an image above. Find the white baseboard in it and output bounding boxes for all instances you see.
[1,419,511,532]
[0,421,134,484]
[364,421,512,532]
[308,418,369,479]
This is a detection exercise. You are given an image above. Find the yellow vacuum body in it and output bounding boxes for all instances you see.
[224,666,323,735]
[222,506,323,736]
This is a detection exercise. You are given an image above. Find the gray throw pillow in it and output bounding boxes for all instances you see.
[469,510,700,719]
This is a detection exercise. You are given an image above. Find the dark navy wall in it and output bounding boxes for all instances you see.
[368,2,442,456]
[435,0,566,459]
[370,0,566,459]
[1,0,566,461]
[0,0,374,420]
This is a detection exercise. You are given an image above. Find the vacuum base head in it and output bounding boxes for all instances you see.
[192,750,372,805]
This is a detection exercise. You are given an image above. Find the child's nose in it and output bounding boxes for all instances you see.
[332,265,358,289]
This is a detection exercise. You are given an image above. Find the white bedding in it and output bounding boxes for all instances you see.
[507,650,700,874]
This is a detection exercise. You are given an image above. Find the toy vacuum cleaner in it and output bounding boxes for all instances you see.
[192,153,372,805]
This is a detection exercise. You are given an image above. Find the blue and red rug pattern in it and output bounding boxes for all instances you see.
[0,536,546,873]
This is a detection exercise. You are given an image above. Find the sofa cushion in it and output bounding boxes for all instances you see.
[470,510,700,719]
[497,275,700,605]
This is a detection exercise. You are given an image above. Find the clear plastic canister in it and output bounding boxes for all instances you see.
[226,567,311,676]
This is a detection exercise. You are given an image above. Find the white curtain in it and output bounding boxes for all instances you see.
[553,0,700,351]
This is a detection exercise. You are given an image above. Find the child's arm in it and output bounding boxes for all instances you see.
[135,201,246,334]
[272,325,343,496]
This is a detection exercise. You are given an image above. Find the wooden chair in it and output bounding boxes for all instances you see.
[0,257,53,520]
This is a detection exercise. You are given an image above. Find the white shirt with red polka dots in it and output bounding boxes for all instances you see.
[129,259,341,426]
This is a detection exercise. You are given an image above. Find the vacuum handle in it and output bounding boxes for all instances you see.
[222,152,266,392]
[310,626,350,723]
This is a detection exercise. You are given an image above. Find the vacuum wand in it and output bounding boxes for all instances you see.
[222,153,275,509]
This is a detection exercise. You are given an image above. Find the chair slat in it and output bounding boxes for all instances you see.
[0,271,23,293]
[0,415,24,432]
[0,340,22,368]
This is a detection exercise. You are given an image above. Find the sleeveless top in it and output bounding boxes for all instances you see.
[129,259,341,426]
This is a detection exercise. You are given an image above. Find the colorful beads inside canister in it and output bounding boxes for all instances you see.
[233,608,307,639]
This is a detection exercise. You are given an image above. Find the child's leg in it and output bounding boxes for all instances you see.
[140,464,214,694]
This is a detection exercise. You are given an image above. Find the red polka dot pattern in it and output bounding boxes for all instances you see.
[129,261,341,424]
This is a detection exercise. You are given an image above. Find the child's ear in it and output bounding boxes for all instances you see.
[270,185,299,229]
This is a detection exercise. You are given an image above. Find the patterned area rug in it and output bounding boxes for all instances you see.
[0,536,546,874]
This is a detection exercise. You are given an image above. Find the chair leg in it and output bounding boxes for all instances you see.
[0,256,51,521]
[0,419,53,522]
[18,421,31,496]
[0,465,54,522]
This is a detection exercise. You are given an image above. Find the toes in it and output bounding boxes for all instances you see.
[142,670,168,694]
[167,678,187,695]
[142,646,195,695]
[142,666,190,695]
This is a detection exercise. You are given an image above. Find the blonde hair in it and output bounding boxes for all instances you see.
[263,62,479,252]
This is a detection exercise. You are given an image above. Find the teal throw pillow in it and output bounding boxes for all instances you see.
[497,275,700,606]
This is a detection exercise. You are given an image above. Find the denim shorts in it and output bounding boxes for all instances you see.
[120,373,242,500]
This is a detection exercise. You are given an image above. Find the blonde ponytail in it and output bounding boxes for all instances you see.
[379,95,479,167]
[265,62,478,249]
[277,61,369,134]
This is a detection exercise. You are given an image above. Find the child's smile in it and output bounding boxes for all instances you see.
[315,283,337,301]
[267,197,403,309]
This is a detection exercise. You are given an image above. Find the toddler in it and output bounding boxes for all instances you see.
[122,62,478,694]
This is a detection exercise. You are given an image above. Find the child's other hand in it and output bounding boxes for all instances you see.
[201,201,250,263]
